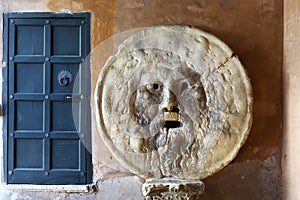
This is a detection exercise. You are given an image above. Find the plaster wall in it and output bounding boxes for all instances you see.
[0,0,283,199]
[283,0,300,199]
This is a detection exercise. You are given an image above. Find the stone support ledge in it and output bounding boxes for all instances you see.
[2,184,94,193]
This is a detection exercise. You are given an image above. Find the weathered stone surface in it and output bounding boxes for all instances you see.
[95,25,253,180]
[142,178,205,200]
[96,176,143,200]
[0,185,96,200]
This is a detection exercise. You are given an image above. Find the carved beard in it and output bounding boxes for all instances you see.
[128,80,208,176]
[129,81,208,152]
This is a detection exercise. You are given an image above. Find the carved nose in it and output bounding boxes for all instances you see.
[161,88,180,122]
[161,88,182,128]
[166,102,175,112]
[161,89,178,112]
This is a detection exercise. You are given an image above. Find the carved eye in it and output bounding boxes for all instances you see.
[153,83,159,90]
[146,83,162,92]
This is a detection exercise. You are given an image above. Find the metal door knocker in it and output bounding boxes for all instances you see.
[57,69,72,87]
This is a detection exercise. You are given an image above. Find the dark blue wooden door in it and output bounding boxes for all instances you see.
[3,13,91,184]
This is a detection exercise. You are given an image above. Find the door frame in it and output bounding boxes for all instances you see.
[2,12,92,184]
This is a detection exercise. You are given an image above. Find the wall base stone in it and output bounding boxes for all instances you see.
[96,176,144,200]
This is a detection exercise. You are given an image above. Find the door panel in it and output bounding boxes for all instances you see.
[4,13,91,185]
[15,101,44,130]
[15,63,44,93]
[15,138,44,168]
[51,101,78,131]
[16,25,44,55]
[51,139,80,169]
[52,26,80,56]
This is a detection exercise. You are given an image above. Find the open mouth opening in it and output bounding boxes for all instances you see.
[163,121,182,128]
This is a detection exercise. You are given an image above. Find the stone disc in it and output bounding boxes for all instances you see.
[95,25,253,179]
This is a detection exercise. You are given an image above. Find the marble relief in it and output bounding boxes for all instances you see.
[95,25,253,180]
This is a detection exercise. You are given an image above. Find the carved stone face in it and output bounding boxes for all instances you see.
[128,65,208,155]
[95,26,253,180]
